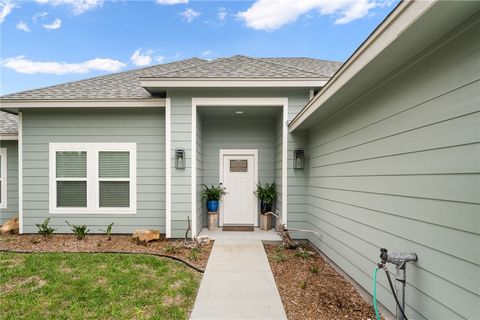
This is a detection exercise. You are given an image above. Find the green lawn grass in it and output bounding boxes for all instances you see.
[0,252,201,319]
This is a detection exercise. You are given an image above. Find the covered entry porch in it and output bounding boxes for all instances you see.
[192,98,288,237]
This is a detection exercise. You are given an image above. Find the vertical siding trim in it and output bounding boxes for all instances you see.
[191,100,197,237]
[165,98,172,238]
[283,99,288,226]
[18,112,23,234]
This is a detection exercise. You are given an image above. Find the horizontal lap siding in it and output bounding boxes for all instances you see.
[22,108,165,233]
[170,94,193,238]
[306,17,480,320]
[287,95,310,230]
[0,140,18,223]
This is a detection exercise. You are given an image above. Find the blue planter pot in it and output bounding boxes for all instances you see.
[207,200,219,212]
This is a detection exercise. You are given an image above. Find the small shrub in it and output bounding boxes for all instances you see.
[164,243,180,254]
[310,265,319,274]
[189,247,201,261]
[99,223,114,240]
[299,281,307,289]
[294,248,313,260]
[272,246,287,262]
[65,221,90,240]
[36,218,55,237]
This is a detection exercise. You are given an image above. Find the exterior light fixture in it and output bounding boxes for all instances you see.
[175,149,186,169]
[235,111,244,114]
[293,149,305,170]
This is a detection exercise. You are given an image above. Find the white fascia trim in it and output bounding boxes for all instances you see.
[18,112,23,233]
[142,79,327,88]
[0,99,165,109]
[219,149,259,227]
[0,148,7,209]
[49,143,137,215]
[191,101,197,238]
[282,101,288,227]
[0,135,18,140]
[288,1,433,132]
[192,97,288,229]
[165,98,172,238]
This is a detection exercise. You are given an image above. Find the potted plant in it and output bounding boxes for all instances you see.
[254,182,277,230]
[201,184,226,230]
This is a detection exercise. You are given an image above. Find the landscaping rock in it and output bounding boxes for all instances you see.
[196,235,211,245]
[0,217,19,234]
[132,229,160,243]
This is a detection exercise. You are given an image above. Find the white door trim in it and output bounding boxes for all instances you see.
[219,149,258,227]
[165,98,172,238]
[191,97,289,238]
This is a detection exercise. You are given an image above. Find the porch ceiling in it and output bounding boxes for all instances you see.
[197,105,281,118]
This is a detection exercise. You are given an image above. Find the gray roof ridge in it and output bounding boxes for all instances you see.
[150,54,325,78]
[147,55,240,78]
[232,55,332,78]
[262,56,343,64]
[1,57,206,99]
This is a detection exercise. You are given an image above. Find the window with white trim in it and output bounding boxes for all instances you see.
[0,148,7,209]
[49,143,136,214]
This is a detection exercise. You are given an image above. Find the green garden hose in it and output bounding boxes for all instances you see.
[373,267,381,320]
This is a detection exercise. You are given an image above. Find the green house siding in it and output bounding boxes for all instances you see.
[21,108,166,233]
[0,140,18,223]
[304,17,480,320]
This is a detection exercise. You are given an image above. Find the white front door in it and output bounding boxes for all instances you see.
[220,151,257,226]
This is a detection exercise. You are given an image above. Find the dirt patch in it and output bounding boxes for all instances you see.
[0,234,213,270]
[265,244,378,320]
[2,275,47,294]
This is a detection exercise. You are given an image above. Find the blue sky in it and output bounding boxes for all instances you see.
[0,0,397,95]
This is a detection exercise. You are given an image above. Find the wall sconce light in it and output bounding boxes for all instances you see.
[175,149,186,169]
[293,149,305,170]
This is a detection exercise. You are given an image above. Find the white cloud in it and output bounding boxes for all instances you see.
[201,50,212,57]
[16,21,30,32]
[238,0,377,31]
[0,0,16,24]
[180,8,200,22]
[43,18,61,30]
[154,56,165,63]
[2,55,126,74]
[32,11,48,22]
[218,7,227,21]
[34,0,103,15]
[130,48,153,66]
[156,0,187,4]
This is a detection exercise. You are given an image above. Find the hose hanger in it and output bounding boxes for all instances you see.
[373,248,418,320]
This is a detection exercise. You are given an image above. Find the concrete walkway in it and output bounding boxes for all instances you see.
[190,239,287,320]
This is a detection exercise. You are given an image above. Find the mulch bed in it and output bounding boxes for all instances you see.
[0,234,213,270]
[265,243,378,320]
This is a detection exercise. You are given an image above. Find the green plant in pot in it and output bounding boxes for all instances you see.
[201,184,226,212]
[254,182,277,214]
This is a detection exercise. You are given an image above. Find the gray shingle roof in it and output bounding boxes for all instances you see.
[150,55,329,78]
[0,111,18,135]
[260,57,342,77]
[1,56,342,101]
[1,58,206,100]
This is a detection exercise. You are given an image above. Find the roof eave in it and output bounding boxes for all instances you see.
[0,134,18,141]
[288,1,479,132]
[140,78,328,91]
[0,98,166,113]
